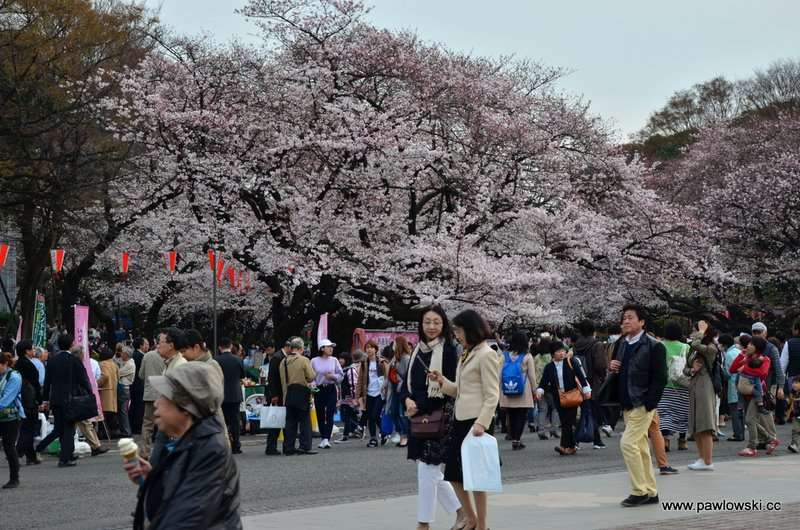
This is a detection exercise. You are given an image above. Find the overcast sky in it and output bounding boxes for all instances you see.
[145,0,800,138]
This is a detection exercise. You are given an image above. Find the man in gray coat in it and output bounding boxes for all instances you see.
[138,346,165,459]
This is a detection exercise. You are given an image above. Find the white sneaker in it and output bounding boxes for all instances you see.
[601,425,613,437]
[687,459,714,471]
[391,433,401,445]
[318,439,326,448]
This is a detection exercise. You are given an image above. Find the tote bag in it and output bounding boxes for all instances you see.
[461,431,502,493]
[260,405,287,429]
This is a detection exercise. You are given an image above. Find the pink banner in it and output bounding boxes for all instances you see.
[74,305,102,418]
[16,318,22,342]
[317,312,328,348]
[352,328,419,353]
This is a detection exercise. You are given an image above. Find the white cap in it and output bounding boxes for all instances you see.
[751,322,768,333]
[318,338,336,348]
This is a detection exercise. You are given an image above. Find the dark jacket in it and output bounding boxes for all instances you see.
[572,336,609,391]
[398,343,459,415]
[130,349,145,399]
[214,352,245,404]
[604,334,667,411]
[266,349,287,403]
[134,415,241,530]
[42,350,91,407]
[15,355,42,411]
[537,357,589,407]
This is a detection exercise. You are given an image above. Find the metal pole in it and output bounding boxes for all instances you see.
[212,256,218,355]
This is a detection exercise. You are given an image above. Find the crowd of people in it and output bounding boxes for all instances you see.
[1,306,799,529]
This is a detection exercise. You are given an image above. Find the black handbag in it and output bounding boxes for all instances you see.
[65,356,98,422]
[283,357,311,411]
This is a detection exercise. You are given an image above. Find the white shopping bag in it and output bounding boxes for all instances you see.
[461,431,502,493]
[34,412,50,444]
[260,405,287,429]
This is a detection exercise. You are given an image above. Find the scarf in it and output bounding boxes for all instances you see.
[408,337,445,399]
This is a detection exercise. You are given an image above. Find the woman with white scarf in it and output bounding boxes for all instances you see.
[401,305,466,530]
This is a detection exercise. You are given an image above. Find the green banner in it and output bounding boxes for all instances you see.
[32,291,47,348]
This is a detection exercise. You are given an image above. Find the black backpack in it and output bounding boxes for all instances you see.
[702,351,724,398]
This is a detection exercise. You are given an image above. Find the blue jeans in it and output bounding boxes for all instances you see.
[389,393,409,436]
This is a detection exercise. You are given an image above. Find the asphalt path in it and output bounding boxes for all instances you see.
[1,422,795,530]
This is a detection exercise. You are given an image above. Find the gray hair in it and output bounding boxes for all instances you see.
[69,345,84,359]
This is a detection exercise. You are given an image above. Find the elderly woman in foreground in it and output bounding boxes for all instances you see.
[124,362,242,529]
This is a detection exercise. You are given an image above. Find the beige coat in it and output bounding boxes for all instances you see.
[98,359,119,413]
[499,352,537,408]
[139,350,165,402]
[688,332,719,435]
[441,341,501,428]
[279,353,316,402]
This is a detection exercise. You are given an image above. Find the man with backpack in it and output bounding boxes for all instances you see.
[573,321,609,449]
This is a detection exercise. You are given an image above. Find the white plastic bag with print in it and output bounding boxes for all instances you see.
[461,431,502,493]
[260,405,287,429]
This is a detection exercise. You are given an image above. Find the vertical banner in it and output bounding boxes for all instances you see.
[74,305,102,418]
[16,318,22,342]
[317,312,329,348]
[32,292,47,348]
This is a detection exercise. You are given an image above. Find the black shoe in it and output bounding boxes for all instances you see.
[538,432,549,440]
[621,494,650,507]
[91,447,109,457]
[528,424,536,433]
[2,479,19,489]
[645,495,659,504]
[727,437,745,442]
[367,438,378,448]
[659,466,679,475]
[283,450,296,456]
[232,449,243,454]
[26,455,43,465]
[296,449,318,455]
[58,460,77,468]
[264,449,281,456]
[756,442,768,450]
[380,436,388,446]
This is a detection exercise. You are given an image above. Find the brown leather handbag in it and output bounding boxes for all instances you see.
[558,358,584,409]
[410,408,447,440]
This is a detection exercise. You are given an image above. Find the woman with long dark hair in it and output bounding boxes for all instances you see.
[686,320,719,470]
[499,332,537,450]
[429,309,501,530]
[401,305,465,530]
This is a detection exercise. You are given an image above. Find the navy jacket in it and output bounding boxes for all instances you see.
[214,352,245,404]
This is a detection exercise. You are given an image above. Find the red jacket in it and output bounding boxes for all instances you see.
[729,353,770,381]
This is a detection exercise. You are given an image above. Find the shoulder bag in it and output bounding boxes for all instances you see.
[283,357,311,411]
[558,358,584,409]
[408,354,447,440]
[65,357,98,422]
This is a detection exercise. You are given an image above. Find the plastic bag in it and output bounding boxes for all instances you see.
[575,402,595,444]
[260,405,287,429]
[381,412,394,436]
[461,431,502,492]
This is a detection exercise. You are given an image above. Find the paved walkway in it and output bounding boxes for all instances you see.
[243,456,800,530]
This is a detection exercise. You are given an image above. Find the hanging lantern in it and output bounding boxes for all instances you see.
[0,243,9,270]
[245,270,252,291]
[50,248,65,274]
[236,269,243,291]
[120,252,130,275]
[207,249,216,272]
[227,265,236,288]
[165,250,177,274]
[216,258,225,283]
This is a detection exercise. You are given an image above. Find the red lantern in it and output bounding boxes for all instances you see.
[207,249,216,272]
[0,243,9,270]
[165,250,177,274]
[216,258,225,283]
[245,270,252,291]
[236,269,243,291]
[120,252,130,275]
[50,248,65,274]
[227,265,236,288]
